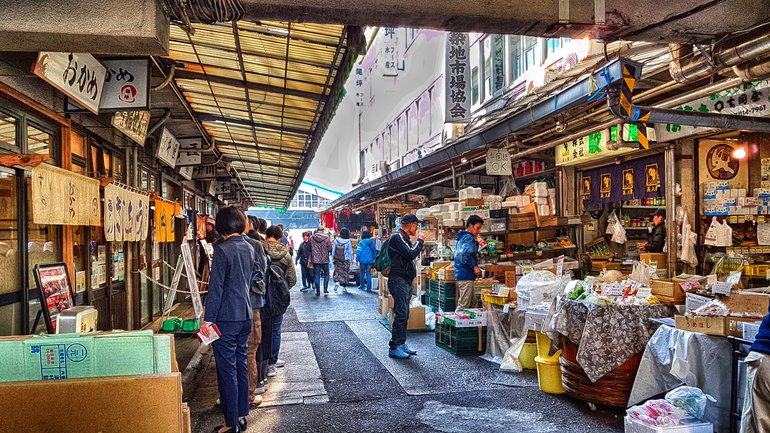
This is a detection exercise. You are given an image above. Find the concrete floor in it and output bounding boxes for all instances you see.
[185,281,625,433]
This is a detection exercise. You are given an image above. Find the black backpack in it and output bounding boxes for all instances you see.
[265,260,291,318]
[334,241,347,262]
[246,237,268,297]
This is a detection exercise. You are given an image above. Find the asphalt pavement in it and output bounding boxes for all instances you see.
[186,280,625,433]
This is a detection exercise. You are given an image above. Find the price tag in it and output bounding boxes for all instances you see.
[727,271,742,286]
[636,286,652,299]
[712,281,733,296]
[556,255,565,278]
[498,286,511,298]
[502,303,510,313]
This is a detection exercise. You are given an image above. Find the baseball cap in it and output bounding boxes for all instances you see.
[651,209,665,218]
[401,213,422,224]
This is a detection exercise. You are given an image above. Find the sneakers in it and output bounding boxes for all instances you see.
[388,347,411,359]
[300,287,309,293]
[255,383,267,394]
[274,359,286,368]
[399,344,417,355]
[333,284,338,292]
[267,365,277,377]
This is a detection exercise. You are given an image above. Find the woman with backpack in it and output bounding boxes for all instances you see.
[262,226,296,380]
[309,228,332,296]
[331,228,353,293]
[355,230,377,292]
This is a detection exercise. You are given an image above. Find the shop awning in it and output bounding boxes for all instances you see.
[165,22,357,208]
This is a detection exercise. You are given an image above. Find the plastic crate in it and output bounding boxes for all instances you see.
[483,293,510,306]
[435,327,487,355]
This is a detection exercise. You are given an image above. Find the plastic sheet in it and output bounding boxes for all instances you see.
[628,325,732,432]
[665,386,716,420]
[516,270,562,308]
[627,399,688,427]
[481,304,526,369]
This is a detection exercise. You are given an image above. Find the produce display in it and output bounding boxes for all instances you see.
[562,277,661,306]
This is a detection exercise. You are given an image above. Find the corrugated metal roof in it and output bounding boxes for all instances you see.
[166,21,352,208]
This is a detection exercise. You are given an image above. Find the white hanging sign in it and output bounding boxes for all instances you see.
[156,127,181,168]
[486,148,512,176]
[444,32,472,122]
[32,52,107,115]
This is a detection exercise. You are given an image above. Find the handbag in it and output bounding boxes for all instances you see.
[306,261,314,269]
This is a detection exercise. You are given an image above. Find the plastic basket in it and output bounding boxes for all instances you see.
[483,293,509,306]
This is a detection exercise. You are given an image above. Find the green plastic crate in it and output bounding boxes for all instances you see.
[161,317,182,332]
[182,318,199,333]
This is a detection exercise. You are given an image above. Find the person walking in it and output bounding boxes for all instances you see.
[387,214,425,359]
[263,226,297,378]
[375,229,389,254]
[203,206,255,433]
[454,215,484,313]
[295,231,314,292]
[241,214,268,408]
[740,310,770,433]
[332,228,353,293]
[310,228,332,296]
[355,230,377,292]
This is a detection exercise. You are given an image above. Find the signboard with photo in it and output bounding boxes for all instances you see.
[33,263,74,334]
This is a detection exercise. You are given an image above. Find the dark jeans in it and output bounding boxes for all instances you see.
[256,313,274,384]
[359,263,373,291]
[211,319,251,427]
[269,313,284,365]
[313,263,330,292]
[300,265,314,288]
[388,275,412,350]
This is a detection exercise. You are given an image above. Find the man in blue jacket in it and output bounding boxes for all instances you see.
[741,311,770,433]
[387,214,425,359]
[454,215,484,313]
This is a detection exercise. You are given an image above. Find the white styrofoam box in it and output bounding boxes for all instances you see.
[742,321,761,341]
[624,418,712,433]
[448,201,464,211]
[430,205,442,214]
[538,204,551,216]
[533,182,549,197]
[534,197,549,205]
[488,203,502,211]
[485,195,503,203]
[473,187,483,199]
[502,202,518,209]
[416,208,431,219]
[439,204,451,213]
[519,195,531,206]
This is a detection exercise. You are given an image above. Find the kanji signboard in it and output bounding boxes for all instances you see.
[33,52,107,115]
[444,32,471,122]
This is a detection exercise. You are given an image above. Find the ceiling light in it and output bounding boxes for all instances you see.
[460,158,468,164]
[732,147,747,159]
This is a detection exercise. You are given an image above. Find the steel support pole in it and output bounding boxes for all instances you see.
[665,144,677,277]
[642,106,770,132]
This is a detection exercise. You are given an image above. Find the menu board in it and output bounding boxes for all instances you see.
[33,263,74,333]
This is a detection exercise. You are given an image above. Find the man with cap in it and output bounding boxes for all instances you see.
[638,209,666,253]
[387,213,426,359]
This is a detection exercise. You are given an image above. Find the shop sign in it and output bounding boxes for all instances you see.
[103,184,150,242]
[32,52,107,115]
[178,166,194,181]
[31,163,101,226]
[154,199,176,243]
[193,165,218,180]
[156,127,181,168]
[354,66,365,107]
[444,32,472,122]
[100,58,150,110]
[555,124,653,166]
[215,181,233,195]
[380,27,400,77]
[176,138,204,166]
[111,110,151,146]
[581,153,664,206]
[486,148,512,175]
[655,80,770,142]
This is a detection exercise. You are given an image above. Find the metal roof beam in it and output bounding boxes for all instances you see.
[217,141,307,157]
[174,69,322,101]
[197,113,311,136]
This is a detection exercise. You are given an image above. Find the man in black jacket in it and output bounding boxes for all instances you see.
[295,231,314,293]
[387,213,425,359]
[638,209,666,253]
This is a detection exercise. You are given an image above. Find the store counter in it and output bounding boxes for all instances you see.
[629,325,733,432]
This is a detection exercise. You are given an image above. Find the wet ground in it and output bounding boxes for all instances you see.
[184,281,625,433]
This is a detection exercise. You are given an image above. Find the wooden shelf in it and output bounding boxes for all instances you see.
[623,205,665,209]
[623,227,652,230]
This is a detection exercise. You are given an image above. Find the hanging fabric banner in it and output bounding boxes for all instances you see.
[104,184,150,242]
[195,213,207,240]
[153,199,176,243]
[582,154,665,206]
[31,163,100,226]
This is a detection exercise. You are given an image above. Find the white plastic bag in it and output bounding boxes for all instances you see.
[516,270,562,308]
[606,211,620,235]
[718,220,733,247]
[611,222,628,244]
[665,386,716,420]
[704,218,720,246]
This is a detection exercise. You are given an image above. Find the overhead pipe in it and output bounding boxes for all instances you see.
[669,33,770,83]
[733,56,770,81]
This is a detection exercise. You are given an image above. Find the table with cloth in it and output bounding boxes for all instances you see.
[543,297,675,382]
[628,324,733,432]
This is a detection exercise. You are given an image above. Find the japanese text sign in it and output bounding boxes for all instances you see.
[380,27,400,76]
[100,58,150,110]
[31,163,100,226]
[112,111,150,146]
[156,127,181,168]
[485,148,512,175]
[445,32,472,122]
[104,184,150,242]
[33,52,107,115]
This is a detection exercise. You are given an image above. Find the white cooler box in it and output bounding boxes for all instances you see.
[56,306,98,333]
[624,418,713,433]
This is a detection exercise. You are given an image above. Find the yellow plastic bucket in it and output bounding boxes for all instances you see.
[535,332,562,362]
[519,342,537,370]
[534,355,565,394]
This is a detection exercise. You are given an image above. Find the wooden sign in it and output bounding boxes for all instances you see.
[486,148,511,176]
[156,127,180,168]
[112,111,151,146]
[31,163,100,226]
[32,52,107,115]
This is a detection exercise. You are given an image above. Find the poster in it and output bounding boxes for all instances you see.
[195,214,207,240]
[33,263,74,334]
[697,139,748,189]
[75,271,86,294]
[31,163,100,226]
[582,154,665,206]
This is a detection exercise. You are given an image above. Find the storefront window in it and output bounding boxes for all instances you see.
[90,226,107,289]
[0,170,18,297]
[71,131,86,159]
[470,42,480,105]
[524,37,538,71]
[111,243,125,283]
[0,114,17,152]
[0,303,21,336]
[113,153,124,182]
[483,37,492,100]
[508,35,522,83]
[27,123,52,162]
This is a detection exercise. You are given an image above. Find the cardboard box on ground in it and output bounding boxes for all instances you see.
[0,331,189,433]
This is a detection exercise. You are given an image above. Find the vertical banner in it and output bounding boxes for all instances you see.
[153,200,176,243]
[445,32,472,122]
[195,214,207,240]
[113,188,124,242]
[166,202,176,243]
[104,185,117,241]
[104,184,149,242]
